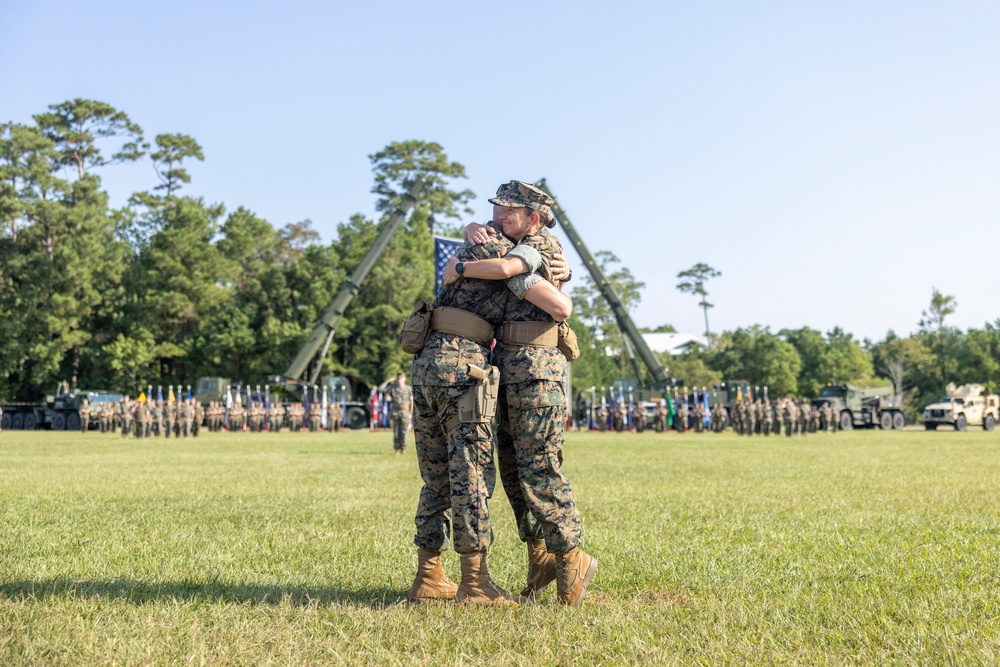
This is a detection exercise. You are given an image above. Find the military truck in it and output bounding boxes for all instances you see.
[811,383,904,430]
[921,383,999,431]
[0,386,123,431]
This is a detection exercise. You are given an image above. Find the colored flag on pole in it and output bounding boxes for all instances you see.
[168,386,175,403]
[666,392,676,430]
[157,386,163,403]
[434,236,463,295]
[340,386,347,427]
[264,387,270,431]
[138,391,147,404]
[224,387,232,429]
[321,385,328,429]
[703,388,711,427]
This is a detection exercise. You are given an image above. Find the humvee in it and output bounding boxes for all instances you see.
[921,383,999,431]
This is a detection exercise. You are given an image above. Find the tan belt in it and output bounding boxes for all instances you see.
[499,321,558,347]
[431,307,494,346]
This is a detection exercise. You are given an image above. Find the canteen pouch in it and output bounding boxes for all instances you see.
[399,300,433,354]
[557,320,581,361]
[458,364,501,424]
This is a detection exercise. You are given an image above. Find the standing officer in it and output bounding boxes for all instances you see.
[385,373,413,454]
[450,180,595,607]
[79,399,90,432]
[416,198,573,606]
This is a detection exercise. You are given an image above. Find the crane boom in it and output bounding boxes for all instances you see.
[534,178,671,389]
[282,179,428,387]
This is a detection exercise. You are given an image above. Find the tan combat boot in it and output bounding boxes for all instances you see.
[408,548,458,603]
[555,547,598,607]
[455,552,524,606]
[520,538,557,598]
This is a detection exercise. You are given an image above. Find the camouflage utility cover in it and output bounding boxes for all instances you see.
[489,180,554,222]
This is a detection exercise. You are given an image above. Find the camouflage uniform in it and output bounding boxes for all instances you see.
[327,402,341,432]
[491,223,583,556]
[633,404,647,433]
[164,401,176,438]
[614,403,628,432]
[595,404,608,432]
[79,401,90,432]
[193,402,203,436]
[385,382,412,452]
[180,401,194,437]
[653,404,667,432]
[229,403,245,432]
[410,231,532,553]
[120,400,134,438]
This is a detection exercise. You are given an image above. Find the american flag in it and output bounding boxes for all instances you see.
[434,236,463,295]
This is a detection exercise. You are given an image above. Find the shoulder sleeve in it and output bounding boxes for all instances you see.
[505,245,542,273]
[506,272,545,300]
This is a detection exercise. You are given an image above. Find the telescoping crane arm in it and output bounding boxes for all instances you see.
[282,179,428,389]
[534,178,671,390]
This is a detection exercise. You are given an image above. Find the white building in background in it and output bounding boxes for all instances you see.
[641,332,709,356]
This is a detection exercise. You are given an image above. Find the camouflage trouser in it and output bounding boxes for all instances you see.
[391,412,408,451]
[497,380,582,555]
[412,384,495,554]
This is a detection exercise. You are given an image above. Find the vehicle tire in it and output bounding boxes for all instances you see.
[880,412,893,430]
[345,405,368,430]
[984,415,995,432]
[893,412,905,430]
[924,423,937,430]
[955,414,967,432]
[52,413,66,431]
[839,411,853,431]
[12,413,24,430]
[0,412,10,430]
[66,412,80,431]
[24,413,37,430]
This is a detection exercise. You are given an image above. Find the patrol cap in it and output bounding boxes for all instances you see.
[489,180,555,227]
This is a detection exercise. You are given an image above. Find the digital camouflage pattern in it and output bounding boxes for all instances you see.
[412,384,495,553]
[410,232,530,554]
[496,380,581,553]
[385,383,412,450]
[492,226,566,385]
[488,180,554,222]
[485,224,583,555]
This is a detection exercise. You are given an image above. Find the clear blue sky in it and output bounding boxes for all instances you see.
[4,1,999,341]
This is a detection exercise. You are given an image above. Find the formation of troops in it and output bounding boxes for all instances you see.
[586,397,840,436]
[77,396,345,436]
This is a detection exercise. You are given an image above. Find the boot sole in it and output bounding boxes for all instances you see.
[570,556,598,608]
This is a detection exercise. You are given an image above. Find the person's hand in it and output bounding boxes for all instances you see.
[550,251,570,282]
[443,256,461,285]
[464,222,495,245]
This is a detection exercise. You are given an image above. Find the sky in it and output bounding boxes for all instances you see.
[3,0,999,342]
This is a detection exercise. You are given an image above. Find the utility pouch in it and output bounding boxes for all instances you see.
[399,300,433,354]
[557,320,581,361]
[458,364,501,424]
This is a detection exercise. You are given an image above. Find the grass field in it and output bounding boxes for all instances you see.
[1,427,999,665]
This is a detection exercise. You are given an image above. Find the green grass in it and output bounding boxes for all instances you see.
[1,428,999,665]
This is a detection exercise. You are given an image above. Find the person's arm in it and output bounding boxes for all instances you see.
[443,255,529,284]
[443,245,542,285]
[463,222,496,245]
[549,251,570,284]
[523,278,573,321]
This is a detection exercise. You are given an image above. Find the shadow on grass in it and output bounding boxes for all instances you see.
[0,578,408,609]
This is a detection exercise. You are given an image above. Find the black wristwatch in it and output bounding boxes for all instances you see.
[455,262,466,276]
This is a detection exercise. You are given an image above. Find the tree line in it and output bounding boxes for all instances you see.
[2,100,995,417]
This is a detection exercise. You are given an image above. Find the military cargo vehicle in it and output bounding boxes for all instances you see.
[921,383,999,431]
[0,385,123,431]
[811,383,904,430]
